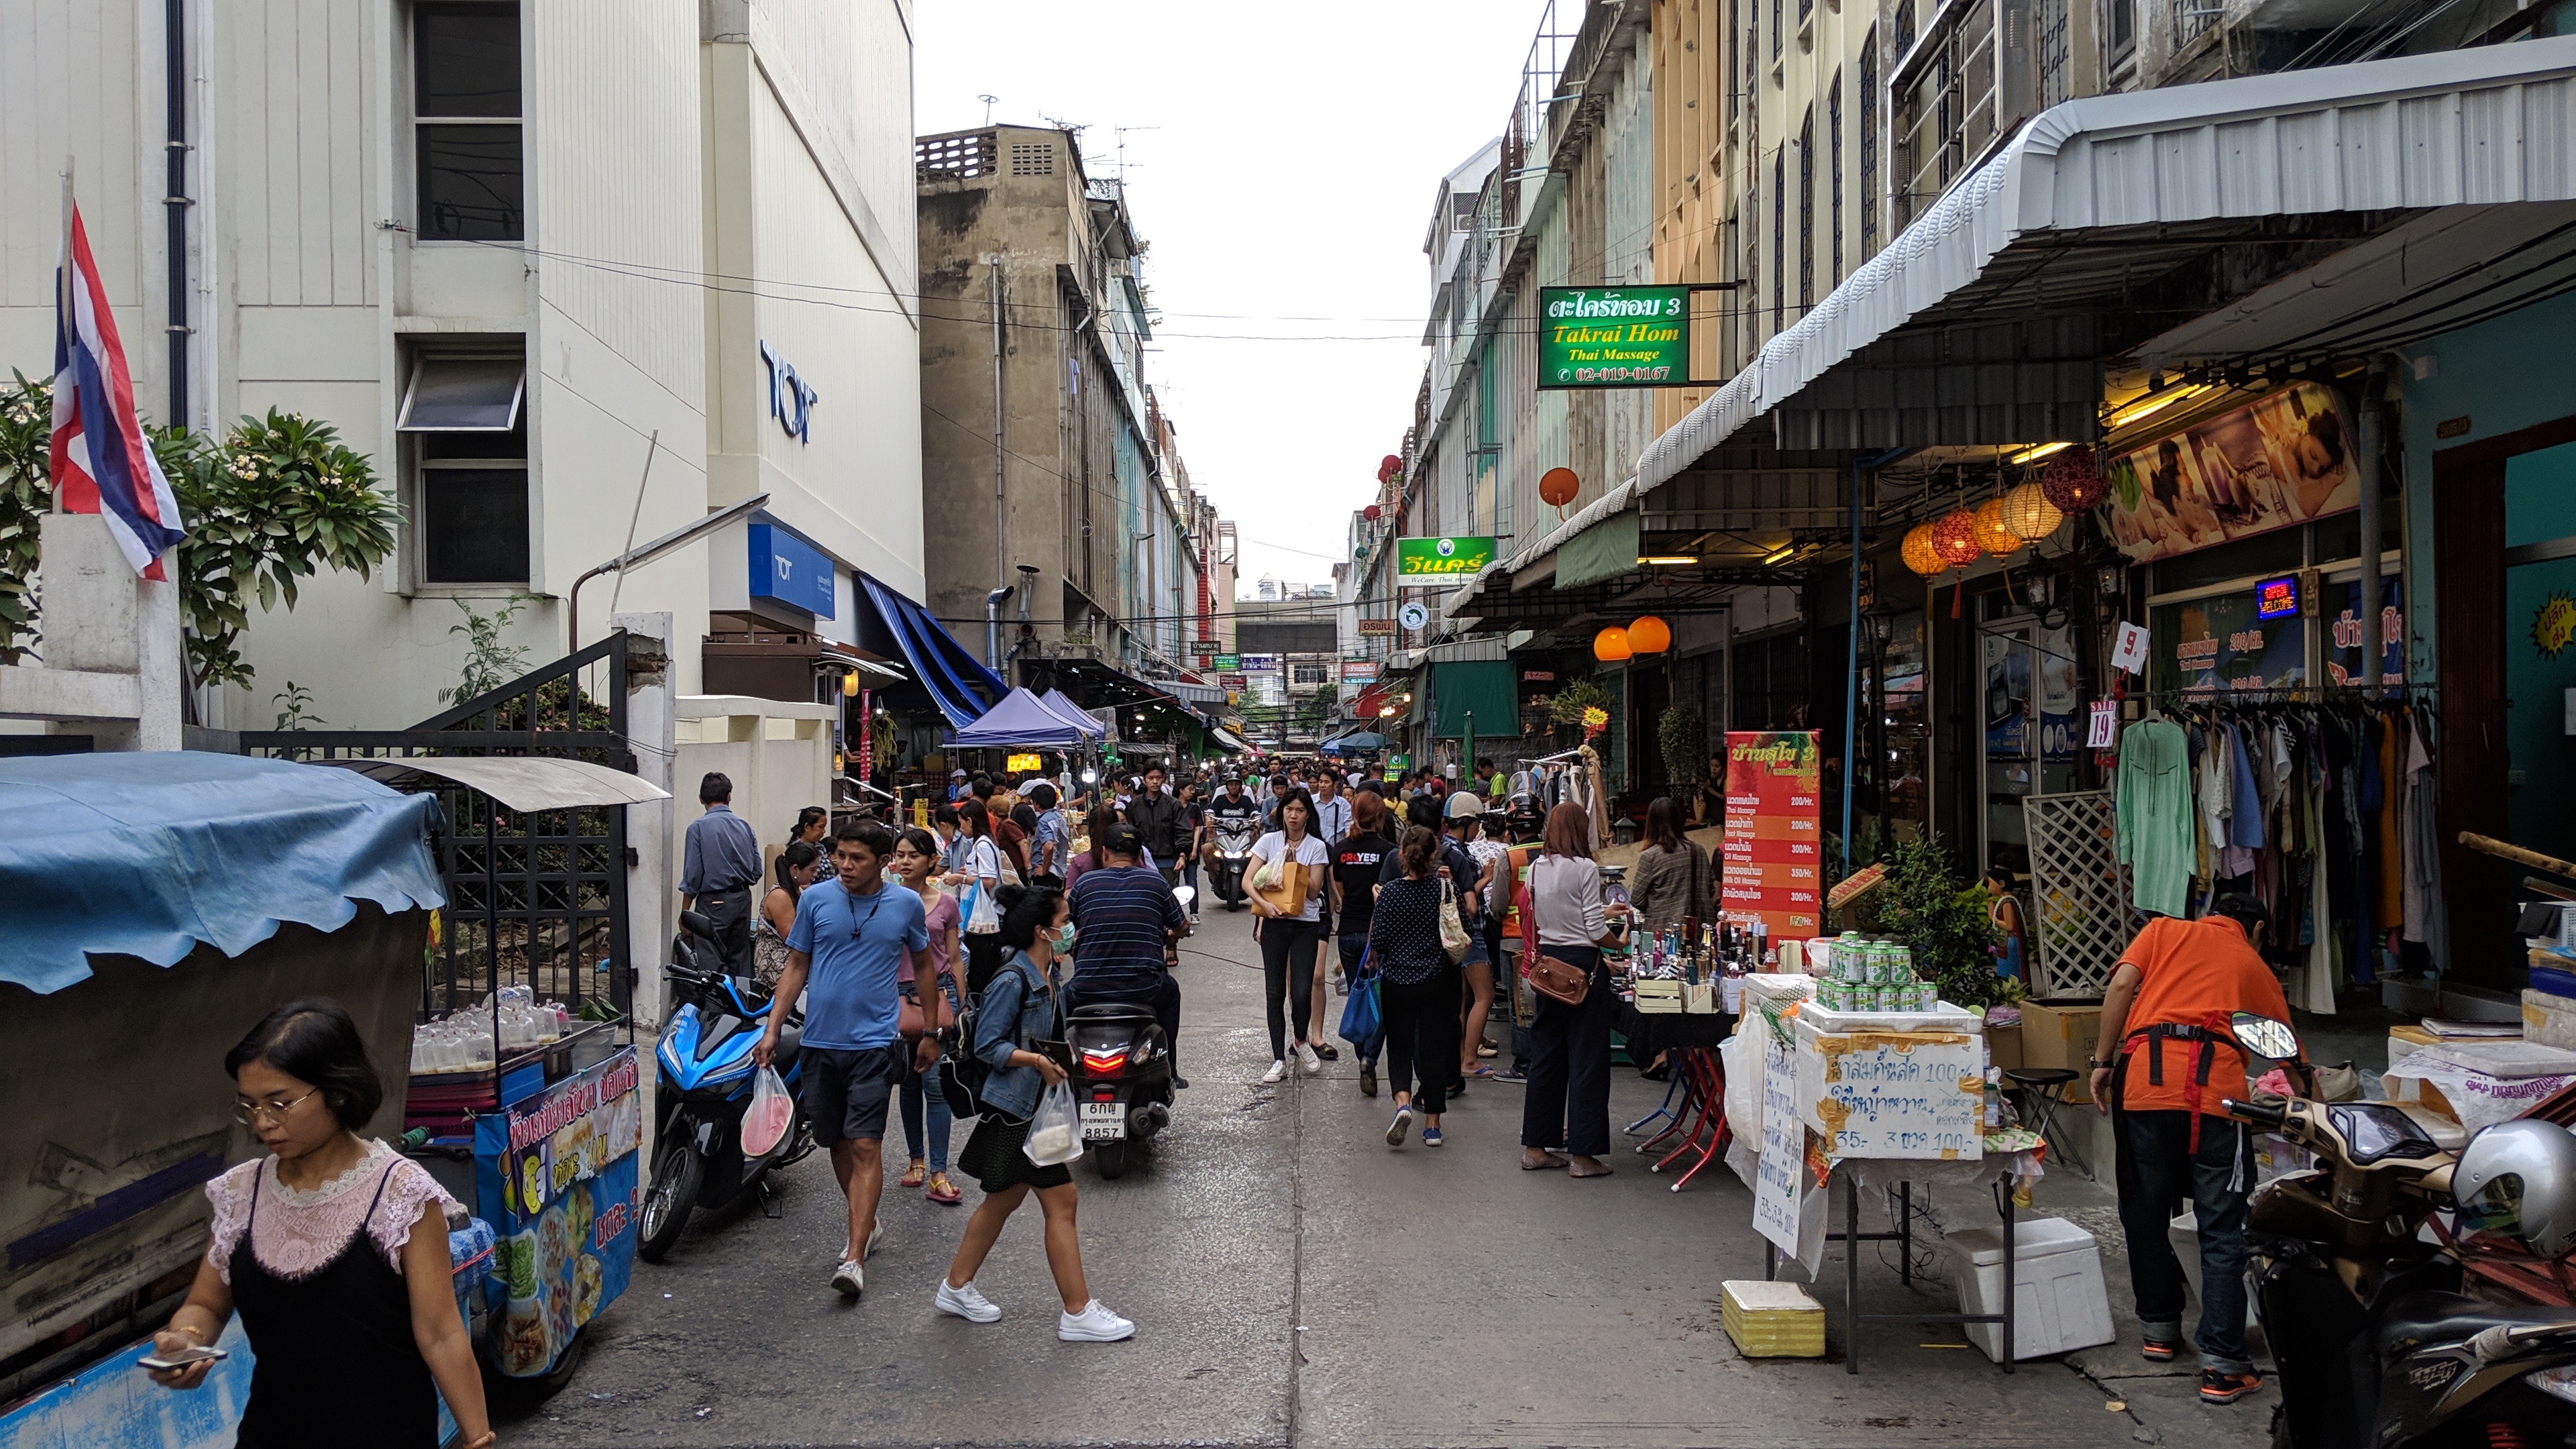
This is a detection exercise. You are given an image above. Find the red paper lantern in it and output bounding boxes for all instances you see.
[1378,453,1404,484]
[1626,615,1672,653]
[2039,447,2106,513]
[1931,508,1984,567]
[1593,626,1632,662]
[1362,503,1382,521]
[1540,467,1580,508]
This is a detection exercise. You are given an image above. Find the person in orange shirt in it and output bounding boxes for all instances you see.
[2088,896,2297,1407]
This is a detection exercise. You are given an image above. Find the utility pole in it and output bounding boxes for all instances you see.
[989,253,1008,668]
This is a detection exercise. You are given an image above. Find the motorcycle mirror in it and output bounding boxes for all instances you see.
[1172,885,1196,909]
[1082,769,1099,784]
[2230,1011,2299,1060]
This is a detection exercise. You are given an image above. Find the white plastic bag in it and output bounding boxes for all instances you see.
[1022,1079,1084,1167]
[741,1065,793,1159]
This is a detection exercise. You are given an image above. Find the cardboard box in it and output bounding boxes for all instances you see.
[1985,1021,2025,1072]
[1794,1007,1984,1159]
[2020,997,2105,1102]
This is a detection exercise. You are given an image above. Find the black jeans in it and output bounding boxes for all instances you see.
[697,886,755,976]
[1382,964,1462,1114]
[2113,1105,2255,1373]
[1065,976,1183,1073]
[1520,947,1611,1156]
[1258,917,1322,1061]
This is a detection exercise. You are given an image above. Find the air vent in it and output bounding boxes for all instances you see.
[1010,143,1054,176]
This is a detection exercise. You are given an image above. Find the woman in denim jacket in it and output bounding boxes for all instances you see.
[936,885,1136,1342]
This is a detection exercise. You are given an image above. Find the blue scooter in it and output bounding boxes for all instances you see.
[637,912,812,1263]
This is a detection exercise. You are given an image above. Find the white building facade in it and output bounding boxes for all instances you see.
[0,0,924,727]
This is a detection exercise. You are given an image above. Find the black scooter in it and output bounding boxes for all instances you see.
[1208,816,1258,911]
[2221,1012,2576,1448]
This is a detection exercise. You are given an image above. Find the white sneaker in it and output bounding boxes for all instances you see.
[1261,1059,1288,1084]
[1297,1042,1323,1076]
[830,1258,863,1298]
[935,1278,1002,1324]
[865,1220,883,1260]
[1058,1299,1136,1342]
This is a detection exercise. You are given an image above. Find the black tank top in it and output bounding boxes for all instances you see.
[228,1158,438,1448]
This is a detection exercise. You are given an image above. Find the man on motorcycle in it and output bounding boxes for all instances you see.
[1208,776,1261,837]
[755,820,932,1301]
[1065,822,1191,1089]
[2090,894,2298,1404]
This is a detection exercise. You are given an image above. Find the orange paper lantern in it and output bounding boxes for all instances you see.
[1540,467,1580,508]
[1931,508,1984,567]
[1626,615,1672,653]
[1901,523,1945,577]
[1593,626,1633,662]
[1973,498,2022,557]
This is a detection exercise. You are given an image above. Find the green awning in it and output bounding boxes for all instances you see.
[1432,660,1517,740]
[1553,508,1640,590]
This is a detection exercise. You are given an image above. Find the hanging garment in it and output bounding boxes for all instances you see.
[2374,712,2405,938]
[2298,724,2340,1016]
[2220,722,2264,879]
[2402,710,2451,973]
[2116,717,2195,918]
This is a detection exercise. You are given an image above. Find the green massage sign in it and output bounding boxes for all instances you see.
[1538,285,1690,389]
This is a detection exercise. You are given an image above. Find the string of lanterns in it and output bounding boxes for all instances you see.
[1900,445,2096,580]
[1593,613,1672,662]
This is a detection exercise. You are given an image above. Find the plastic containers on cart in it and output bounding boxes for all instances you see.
[1945,1216,2114,1362]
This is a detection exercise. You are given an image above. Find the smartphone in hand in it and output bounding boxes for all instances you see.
[138,1346,229,1371]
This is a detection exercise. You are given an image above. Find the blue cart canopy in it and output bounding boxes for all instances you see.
[0,751,446,995]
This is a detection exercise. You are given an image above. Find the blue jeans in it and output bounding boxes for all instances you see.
[1179,856,1201,912]
[2114,1106,2255,1373]
[898,978,959,1173]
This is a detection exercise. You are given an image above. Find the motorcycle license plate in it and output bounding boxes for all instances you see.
[1080,1102,1127,1140]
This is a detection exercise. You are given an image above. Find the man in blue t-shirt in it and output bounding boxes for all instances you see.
[757,820,928,1301]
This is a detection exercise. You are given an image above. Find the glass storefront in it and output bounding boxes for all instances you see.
[2145,524,2402,697]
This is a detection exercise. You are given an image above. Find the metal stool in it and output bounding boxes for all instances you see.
[2004,1067,2095,1180]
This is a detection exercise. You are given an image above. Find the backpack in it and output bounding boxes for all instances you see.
[936,951,1045,1118]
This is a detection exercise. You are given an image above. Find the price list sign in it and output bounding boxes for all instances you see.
[1720,731,1823,936]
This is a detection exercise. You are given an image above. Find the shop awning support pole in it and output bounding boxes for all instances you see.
[1840,457,1862,873]
[989,255,1008,670]
[2358,358,2387,701]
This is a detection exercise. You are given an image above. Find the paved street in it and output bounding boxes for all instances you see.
[504,906,2265,1449]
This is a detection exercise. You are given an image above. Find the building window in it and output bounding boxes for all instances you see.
[413,1,523,241]
[1829,76,1845,284]
[2039,0,2072,107]
[1861,30,1880,257]
[399,352,529,584]
[1772,150,1786,335]
[1773,0,1784,58]
[2108,0,2136,62]
[1291,662,1330,686]
[1798,108,1815,313]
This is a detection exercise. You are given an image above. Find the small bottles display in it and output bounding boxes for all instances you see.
[1631,917,1770,984]
[1813,932,1942,1013]
[408,984,571,1074]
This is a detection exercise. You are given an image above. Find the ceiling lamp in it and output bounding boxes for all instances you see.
[1593,625,1632,662]
[1931,508,1984,568]
[1626,615,1672,653]
[2039,447,2108,513]
[1540,467,1580,508]
[1972,499,2022,557]
[2000,480,2065,541]
[1900,523,1946,578]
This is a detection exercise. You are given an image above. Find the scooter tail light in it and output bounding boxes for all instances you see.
[1081,1049,1129,1075]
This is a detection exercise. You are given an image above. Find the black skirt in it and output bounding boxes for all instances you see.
[957,1112,1074,1194]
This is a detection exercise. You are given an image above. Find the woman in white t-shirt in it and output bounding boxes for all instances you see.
[1249,788,1332,1083]
[945,798,1007,994]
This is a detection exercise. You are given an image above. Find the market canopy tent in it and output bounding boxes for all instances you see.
[1039,688,1109,738]
[1320,731,1385,755]
[0,751,446,996]
[951,688,1096,749]
[858,574,1007,728]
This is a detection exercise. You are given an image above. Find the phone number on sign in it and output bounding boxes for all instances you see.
[1566,365,1674,383]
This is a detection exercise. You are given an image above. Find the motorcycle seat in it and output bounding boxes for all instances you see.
[1069,1002,1157,1022]
[2375,1290,2576,1360]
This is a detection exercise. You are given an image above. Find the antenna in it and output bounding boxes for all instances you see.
[977,94,997,125]
[1111,125,1161,184]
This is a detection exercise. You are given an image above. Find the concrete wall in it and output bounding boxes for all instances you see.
[674,693,835,878]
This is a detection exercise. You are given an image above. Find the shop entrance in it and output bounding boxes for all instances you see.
[1976,612,2085,880]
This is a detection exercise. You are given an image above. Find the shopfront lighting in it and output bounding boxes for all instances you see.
[1637,555,1699,566]
[1593,626,1632,662]
[841,670,860,697]
[1625,615,1672,653]
[2000,480,2065,541]
[1900,523,1945,578]
[1972,499,2022,557]
[1931,508,1984,568]
[2039,447,2108,513]
[2103,384,2210,431]
[2006,441,2075,466]
[1760,543,1797,566]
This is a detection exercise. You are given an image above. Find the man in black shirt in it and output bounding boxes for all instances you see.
[1125,763,1187,888]
[1330,786,1397,1099]
[1207,775,1261,832]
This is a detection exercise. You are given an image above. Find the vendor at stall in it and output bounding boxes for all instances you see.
[2088,895,2294,1406]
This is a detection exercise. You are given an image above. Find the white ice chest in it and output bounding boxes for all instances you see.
[1945,1216,2116,1362]
[1792,1001,1984,1160]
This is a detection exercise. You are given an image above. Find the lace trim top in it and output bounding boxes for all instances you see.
[205,1140,458,1285]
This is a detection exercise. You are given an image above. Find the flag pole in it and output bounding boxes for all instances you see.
[55,156,72,515]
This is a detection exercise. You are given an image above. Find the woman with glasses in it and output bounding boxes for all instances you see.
[148,998,494,1449]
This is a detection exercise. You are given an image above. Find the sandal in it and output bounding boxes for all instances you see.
[924,1173,963,1205]
[1316,1042,1341,1061]
[1476,1041,1499,1058]
[899,1159,928,1189]
[1461,1064,1497,1080]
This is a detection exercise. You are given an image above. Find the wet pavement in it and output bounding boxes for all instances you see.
[503,905,2269,1448]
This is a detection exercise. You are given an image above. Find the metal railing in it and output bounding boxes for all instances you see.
[1892,0,1999,233]
[914,129,998,183]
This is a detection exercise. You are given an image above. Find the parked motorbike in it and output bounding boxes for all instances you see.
[1065,887,1187,1181]
[2219,1012,2576,1448]
[1209,816,1258,910]
[638,912,812,1262]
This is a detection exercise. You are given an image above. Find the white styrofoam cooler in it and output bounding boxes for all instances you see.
[1946,1216,2115,1362]
[1793,1005,1984,1160]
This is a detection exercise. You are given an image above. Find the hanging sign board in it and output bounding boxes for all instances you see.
[1719,731,1823,935]
[1358,617,1398,636]
[1393,536,1498,578]
[2099,381,2359,563]
[1536,284,1691,388]
[1006,752,1043,773]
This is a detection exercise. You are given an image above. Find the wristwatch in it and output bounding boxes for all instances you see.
[2088,1058,2112,1069]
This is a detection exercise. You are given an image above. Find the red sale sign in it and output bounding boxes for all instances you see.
[1720,731,1823,936]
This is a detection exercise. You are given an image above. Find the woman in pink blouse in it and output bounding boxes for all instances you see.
[892,826,965,1204]
[147,998,492,1449]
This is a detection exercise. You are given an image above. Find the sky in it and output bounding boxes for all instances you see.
[913,1,1553,600]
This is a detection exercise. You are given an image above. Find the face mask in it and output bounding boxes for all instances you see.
[1049,923,1078,955]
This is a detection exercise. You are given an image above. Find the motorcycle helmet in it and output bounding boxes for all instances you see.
[2453,1118,2576,1260]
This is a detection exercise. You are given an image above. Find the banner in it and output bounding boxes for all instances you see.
[1393,535,1498,578]
[1536,284,1690,388]
[2100,382,2359,563]
[475,1049,643,1377]
[1720,731,1823,935]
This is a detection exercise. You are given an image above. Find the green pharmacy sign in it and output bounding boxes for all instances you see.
[1394,535,1499,578]
[1538,285,1690,389]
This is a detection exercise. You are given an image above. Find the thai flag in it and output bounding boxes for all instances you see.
[50,203,186,579]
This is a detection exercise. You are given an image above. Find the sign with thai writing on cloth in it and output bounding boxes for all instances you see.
[474,1049,642,1377]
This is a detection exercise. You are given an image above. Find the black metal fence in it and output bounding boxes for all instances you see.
[233,632,650,1021]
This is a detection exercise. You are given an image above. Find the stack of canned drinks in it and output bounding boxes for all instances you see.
[1814,932,1941,1013]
